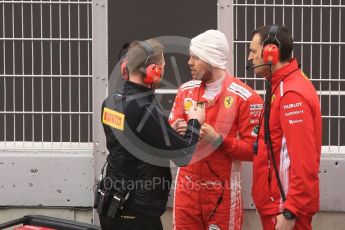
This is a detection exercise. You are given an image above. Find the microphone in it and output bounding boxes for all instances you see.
[246,65,254,71]
[246,63,272,71]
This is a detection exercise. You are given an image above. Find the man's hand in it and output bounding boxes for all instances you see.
[171,118,187,135]
[188,105,205,124]
[200,123,219,143]
[275,214,296,230]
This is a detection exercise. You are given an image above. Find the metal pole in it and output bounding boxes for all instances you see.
[217,0,234,75]
[92,0,108,225]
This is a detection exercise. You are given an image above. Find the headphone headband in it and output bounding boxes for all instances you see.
[268,25,279,36]
[263,25,281,48]
[139,41,155,60]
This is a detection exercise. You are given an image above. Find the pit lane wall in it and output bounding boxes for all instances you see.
[0,148,345,229]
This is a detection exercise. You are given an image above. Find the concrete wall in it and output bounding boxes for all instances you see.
[0,148,93,207]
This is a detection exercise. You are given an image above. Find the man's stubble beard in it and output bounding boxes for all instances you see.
[195,69,212,82]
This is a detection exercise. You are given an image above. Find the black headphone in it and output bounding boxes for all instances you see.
[262,25,281,65]
[121,41,162,84]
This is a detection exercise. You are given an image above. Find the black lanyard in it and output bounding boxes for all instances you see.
[253,67,300,154]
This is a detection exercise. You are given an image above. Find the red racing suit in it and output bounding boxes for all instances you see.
[169,75,263,230]
[252,59,322,228]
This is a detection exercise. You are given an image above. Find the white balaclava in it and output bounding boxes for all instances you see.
[189,29,229,69]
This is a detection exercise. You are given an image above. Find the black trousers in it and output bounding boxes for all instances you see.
[99,210,163,230]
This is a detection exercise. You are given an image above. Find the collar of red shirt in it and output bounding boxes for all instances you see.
[271,58,299,87]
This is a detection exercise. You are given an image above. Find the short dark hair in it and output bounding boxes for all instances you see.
[252,25,293,62]
[126,39,164,75]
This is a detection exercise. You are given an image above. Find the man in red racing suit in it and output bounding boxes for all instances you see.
[248,25,322,230]
[169,29,263,230]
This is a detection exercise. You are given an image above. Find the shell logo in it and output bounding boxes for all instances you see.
[184,98,194,111]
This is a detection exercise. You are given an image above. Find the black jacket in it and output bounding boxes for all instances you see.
[101,81,201,217]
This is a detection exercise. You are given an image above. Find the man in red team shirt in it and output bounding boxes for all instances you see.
[248,25,322,230]
[169,29,263,230]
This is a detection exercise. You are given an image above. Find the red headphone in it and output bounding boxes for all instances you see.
[143,63,162,84]
[262,25,280,65]
[120,41,162,84]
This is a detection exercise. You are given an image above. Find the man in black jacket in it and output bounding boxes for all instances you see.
[98,39,205,230]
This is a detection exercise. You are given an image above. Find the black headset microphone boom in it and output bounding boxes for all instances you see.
[245,63,272,71]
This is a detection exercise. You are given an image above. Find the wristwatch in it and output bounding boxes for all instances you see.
[283,209,296,220]
[212,135,223,148]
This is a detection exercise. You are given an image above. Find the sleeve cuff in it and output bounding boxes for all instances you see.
[212,135,223,149]
[284,201,304,218]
